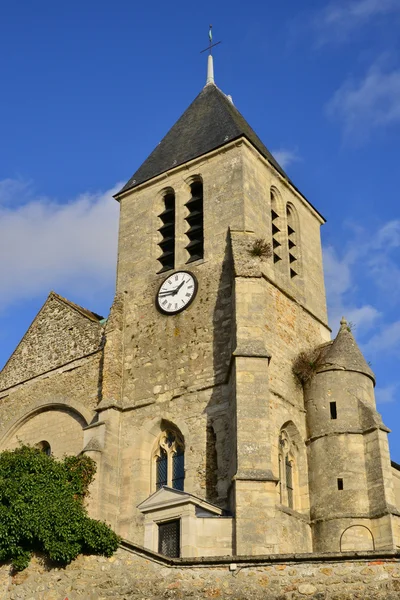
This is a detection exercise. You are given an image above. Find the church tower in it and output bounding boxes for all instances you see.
[2,44,399,561]
[97,52,331,556]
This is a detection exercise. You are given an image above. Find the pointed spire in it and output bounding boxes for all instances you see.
[206,54,214,86]
[321,317,375,383]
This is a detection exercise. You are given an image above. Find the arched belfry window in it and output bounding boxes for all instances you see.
[185,180,204,263]
[279,429,297,509]
[154,429,185,491]
[286,204,299,279]
[270,189,283,265]
[157,190,176,273]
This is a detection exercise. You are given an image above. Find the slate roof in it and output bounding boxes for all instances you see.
[320,318,375,383]
[117,83,292,196]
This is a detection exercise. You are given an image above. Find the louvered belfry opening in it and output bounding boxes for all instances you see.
[286,205,298,279]
[157,191,175,273]
[271,191,282,265]
[185,181,204,263]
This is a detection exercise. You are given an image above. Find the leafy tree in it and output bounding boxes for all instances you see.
[0,445,119,570]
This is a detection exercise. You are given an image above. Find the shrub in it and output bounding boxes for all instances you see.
[292,349,322,385]
[0,445,119,570]
[248,238,272,259]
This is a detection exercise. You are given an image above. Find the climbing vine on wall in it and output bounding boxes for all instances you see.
[0,445,120,571]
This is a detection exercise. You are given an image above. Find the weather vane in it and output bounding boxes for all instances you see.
[200,25,221,55]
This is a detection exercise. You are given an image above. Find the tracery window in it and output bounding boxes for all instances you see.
[154,429,185,491]
[279,429,297,509]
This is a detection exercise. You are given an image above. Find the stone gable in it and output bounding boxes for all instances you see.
[0,292,103,391]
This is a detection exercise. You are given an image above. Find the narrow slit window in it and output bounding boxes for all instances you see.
[156,447,168,489]
[285,456,294,509]
[337,478,344,491]
[172,448,185,491]
[157,191,175,273]
[330,401,337,420]
[185,181,204,263]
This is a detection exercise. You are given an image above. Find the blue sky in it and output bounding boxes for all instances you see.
[1,1,400,456]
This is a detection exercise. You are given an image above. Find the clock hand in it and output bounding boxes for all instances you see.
[172,280,185,295]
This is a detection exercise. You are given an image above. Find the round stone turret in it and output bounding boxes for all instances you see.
[304,318,395,553]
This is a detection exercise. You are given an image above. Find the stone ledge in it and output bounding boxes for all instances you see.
[120,538,400,568]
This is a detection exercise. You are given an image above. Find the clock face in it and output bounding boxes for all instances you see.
[156,271,198,315]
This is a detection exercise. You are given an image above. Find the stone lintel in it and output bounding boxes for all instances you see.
[233,343,271,360]
[234,469,278,483]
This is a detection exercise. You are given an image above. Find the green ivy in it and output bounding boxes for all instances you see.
[0,445,120,570]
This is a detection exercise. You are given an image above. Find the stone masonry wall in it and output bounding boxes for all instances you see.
[0,293,103,391]
[2,547,400,599]
[0,353,101,447]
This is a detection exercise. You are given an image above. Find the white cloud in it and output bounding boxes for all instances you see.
[326,64,400,140]
[0,179,120,312]
[375,383,398,404]
[271,149,300,169]
[323,245,380,333]
[313,0,400,43]
[363,321,400,355]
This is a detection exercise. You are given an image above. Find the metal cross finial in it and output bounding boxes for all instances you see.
[200,24,221,55]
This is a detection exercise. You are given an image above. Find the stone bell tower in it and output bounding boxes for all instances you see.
[97,51,331,556]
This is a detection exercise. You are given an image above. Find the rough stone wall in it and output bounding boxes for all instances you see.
[5,407,86,458]
[241,144,328,325]
[0,352,101,448]
[392,467,400,509]
[306,365,398,552]
[109,146,242,541]
[2,548,400,599]
[106,140,332,555]
[0,293,103,391]
[115,146,241,408]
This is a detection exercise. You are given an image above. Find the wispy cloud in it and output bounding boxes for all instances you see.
[323,244,381,334]
[324,218,400,351]
[326,63,400,141]
[375,383,398,404]
[0,179,120,312]
[271,149,301,170]
[363,321,400,356]
[313,0,400,44]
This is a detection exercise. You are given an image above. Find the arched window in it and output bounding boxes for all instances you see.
[185,180,204,263]
[36,440,51,456]
[286,204,299,279]
[270,189,282,265]
[279,429,297,509]
[157,190,175,273]
[154,429,185,491]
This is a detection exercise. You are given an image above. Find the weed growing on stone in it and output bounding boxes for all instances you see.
[249,239,272,259]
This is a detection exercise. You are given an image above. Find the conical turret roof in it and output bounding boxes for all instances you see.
[117,83,291,195]
[321,317,375,383]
